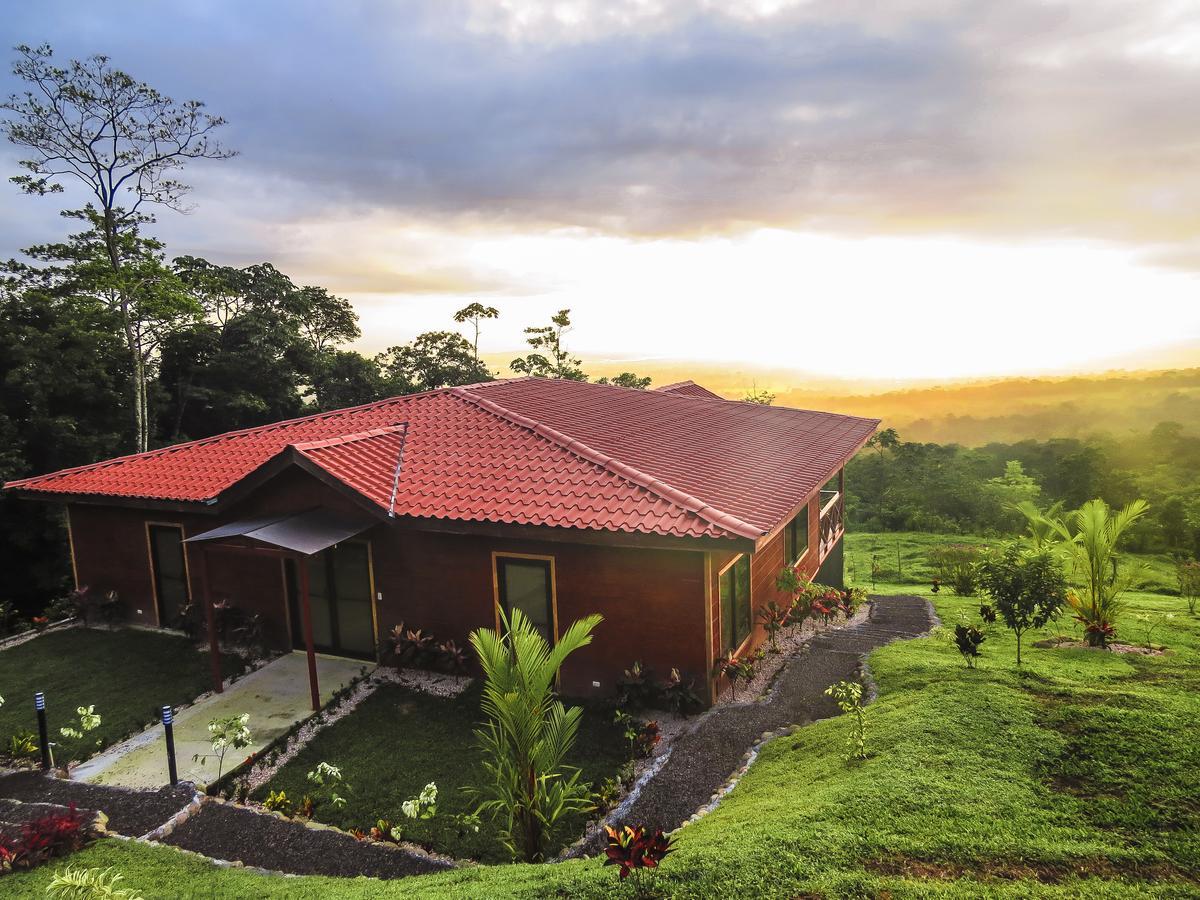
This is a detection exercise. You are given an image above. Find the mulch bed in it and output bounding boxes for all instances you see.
[163,801,452,879]
[0,770,193,837]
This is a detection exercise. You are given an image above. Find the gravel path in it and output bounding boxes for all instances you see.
[162,801,452,878]
[0,770,194,837]
[591,595,934,846]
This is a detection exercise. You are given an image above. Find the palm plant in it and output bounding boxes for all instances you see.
[1019,498,1149,647]
[468,607,602,862]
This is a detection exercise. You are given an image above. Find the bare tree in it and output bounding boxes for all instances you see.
[2,44,235,450]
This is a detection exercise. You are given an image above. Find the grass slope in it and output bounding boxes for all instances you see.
[7,588,1199,898]
[252,682,629,862]
[0,627,243,761]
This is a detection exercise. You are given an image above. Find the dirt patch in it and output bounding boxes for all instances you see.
[0,771,193,837]
[1031,637,1167,656]
[162,800,451,878]
[866,854,1186,884]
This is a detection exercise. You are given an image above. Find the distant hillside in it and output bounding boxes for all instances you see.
[788,368,1200,445]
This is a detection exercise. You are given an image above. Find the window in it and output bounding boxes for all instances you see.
[147,524,189,624]
[719,555,752,653]
[495,555,556,645]
[786,506,810,564]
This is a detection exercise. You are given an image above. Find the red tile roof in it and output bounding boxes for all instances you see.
[655,380,725,400]
[6,378,878,543]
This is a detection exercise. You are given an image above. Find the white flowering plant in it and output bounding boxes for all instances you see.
[306,761,349,809]
[194,713,252,783]
[401,782,438,820]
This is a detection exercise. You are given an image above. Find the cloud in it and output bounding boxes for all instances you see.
[2,0,1199,312]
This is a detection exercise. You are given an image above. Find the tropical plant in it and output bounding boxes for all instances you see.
[1013,500,1066,550]
[467,607,602,862]
[926,544,982,595]
[659,667,703,715]
[436,639,468,674]
[603,824,675,897]
[1177,558,1200,616]
[305,761,349,810]
[59,705,101,742]
[616,661,656,711]
[954,623,986,668]
[824,680,867,761]
[401,781,438,820]
[7,730,38,759]
[979,603,997,624]
[976,544,1068,664]
[1135,611,1175,650]
[262,790,292,814]
[46,865,144,899]
[757,600,789,652]
[194,713,251,783]
[1020,498,1149,647]
[712,651,754,699]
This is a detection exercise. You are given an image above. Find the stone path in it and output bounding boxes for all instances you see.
[590,595,935,847]
[74,652,368,789]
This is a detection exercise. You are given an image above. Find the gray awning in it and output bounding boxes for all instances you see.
[184,508,376,556]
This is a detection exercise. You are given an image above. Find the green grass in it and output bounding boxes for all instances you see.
[252,682,630,862]
[846,531,1183,596]
[6,584,1200,897]
[0,627,243,762]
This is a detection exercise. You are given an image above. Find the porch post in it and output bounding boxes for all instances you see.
[196,548,223,695]
[297,554,321,711]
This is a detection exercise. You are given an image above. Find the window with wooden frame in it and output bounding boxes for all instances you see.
[719,555,752,653]
[785,505,810,565]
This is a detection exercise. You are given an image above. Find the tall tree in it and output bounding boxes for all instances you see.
[2,44,234,450]
[377,331,492,394]
[510,309,587,381]
[595,372,652,389]
[453,302,500,363]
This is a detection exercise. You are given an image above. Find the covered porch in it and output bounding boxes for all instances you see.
[185,507,381,712]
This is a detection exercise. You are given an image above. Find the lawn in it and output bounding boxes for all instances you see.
[6,584,1199,897]
[0,627,244,763]
[252,682,630,862]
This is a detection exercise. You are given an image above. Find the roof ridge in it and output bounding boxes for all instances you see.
[449,387,764,541]
[654,380,696,391]
[290,424,407,453]
[4,378,530,491]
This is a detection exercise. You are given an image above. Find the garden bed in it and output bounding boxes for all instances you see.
[0,771,193,837]
[251,682,628,863]
[161,800,451,878]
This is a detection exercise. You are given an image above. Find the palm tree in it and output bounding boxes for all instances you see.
[468,607,602,862]
[1020,498,1149,647]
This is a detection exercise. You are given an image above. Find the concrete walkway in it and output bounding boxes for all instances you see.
[74,652,369,789]
[580,595,935,851]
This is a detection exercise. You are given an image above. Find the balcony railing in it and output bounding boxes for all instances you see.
[819,490,844,560]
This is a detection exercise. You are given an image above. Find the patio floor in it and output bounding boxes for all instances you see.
[73,652,369,790]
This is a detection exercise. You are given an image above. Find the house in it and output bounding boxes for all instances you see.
[5,377,878,705]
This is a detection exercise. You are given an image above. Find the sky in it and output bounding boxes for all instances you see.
[2,0,1199,383]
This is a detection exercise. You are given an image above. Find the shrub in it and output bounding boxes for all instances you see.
[591,776,622,813]
[436,639,467,674]
[954,623,985,668]
[712,651,755,699]
[927,544,982,595]
[8,730,39,760]
[194,713,251,784]
[262,790,292,814]
[0,805,88,874]
[468,607,601,862]
[824,680,867,761]
[603,824,675,897]
[977,544,1067,665]
[305,761,350,811]
[385,624,468,672]
[401,781,438,820]
[616,661,656,711]
[42,595,77,623]
[46,865,144,899]
[757,601,790,652]
[659,668,703,716]
[979,603,997,624]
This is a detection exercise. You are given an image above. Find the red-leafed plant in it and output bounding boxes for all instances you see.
[756,600,790,652]
[604,823,675,896]
[712,651,754,699]
[0,804,88,874]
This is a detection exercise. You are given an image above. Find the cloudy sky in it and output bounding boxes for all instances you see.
[3,0,1199,382]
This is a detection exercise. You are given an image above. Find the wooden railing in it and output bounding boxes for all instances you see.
[819,490,844,561]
